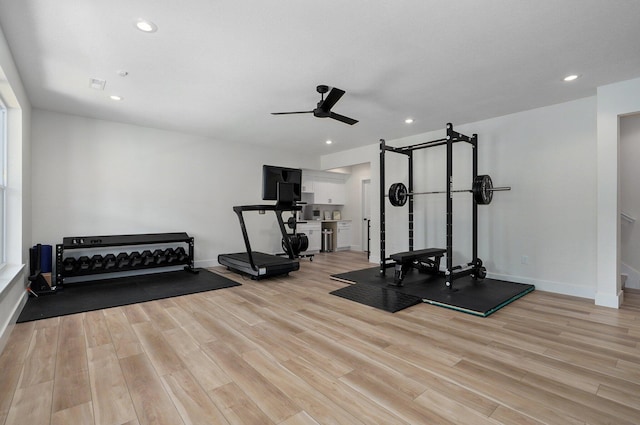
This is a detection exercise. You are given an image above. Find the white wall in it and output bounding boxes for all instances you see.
[596,77,640,307]
[323,97,599,299]
[322,143,380,260]
[31,109,317,266]
[0,23,31,353]
[620,113,640,288]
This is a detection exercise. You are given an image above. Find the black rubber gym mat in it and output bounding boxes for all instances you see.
[330,283,423,313]
[331,267,534,316]
[17,269,240,323]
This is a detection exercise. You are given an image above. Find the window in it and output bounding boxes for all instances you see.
[0,97,5,266]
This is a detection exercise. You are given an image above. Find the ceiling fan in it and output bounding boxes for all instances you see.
[271,85,358,125]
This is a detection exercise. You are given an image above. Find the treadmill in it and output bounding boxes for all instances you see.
[219,178,302,279]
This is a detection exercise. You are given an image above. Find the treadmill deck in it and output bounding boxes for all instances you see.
[218,251,299,279]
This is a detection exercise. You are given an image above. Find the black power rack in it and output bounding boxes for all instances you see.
[380,123,485,290]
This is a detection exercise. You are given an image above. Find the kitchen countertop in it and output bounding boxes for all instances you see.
[298,219,351,223]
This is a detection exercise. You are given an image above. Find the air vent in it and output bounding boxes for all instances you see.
[89,78,106,90]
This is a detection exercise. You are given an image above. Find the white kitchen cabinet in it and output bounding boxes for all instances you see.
[296,222,322,253]
[301,175,314,193]
[302,169,347,204]
[336,221,351,250]
[313,180,346,205]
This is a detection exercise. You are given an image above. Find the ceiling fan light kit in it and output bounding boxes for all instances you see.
[271,85,358,125]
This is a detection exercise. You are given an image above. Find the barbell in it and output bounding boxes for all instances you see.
[388,175,510,207]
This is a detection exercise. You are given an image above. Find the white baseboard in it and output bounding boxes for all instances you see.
[487,272,595,300]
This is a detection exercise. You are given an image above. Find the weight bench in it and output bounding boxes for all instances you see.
[389,248,446,286]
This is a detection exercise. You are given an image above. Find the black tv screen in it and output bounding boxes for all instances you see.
[262,165,302,202]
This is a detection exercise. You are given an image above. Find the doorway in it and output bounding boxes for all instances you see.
[620,113,640,308]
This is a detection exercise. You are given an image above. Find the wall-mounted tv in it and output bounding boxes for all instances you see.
[262,165,302,203]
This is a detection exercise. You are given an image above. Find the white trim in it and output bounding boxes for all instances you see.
[0,98,6,266]
[0,264,26,355]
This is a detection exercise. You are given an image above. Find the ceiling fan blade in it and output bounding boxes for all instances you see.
[271,111,314,115]
[320,87,345,112]
[329,112,358,125]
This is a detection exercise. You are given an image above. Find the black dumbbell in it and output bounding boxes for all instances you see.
[174,247,187,262]
[77,256,91,271]
[104,254,117,270]
[164,248,177,264]
[116,252,130,268]
[90,255,104,271]
[63,257,77,272]
[129,251,142,267]
[141,250,154,266]
[153,249,167,265]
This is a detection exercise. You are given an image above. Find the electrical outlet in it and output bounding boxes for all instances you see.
[521,255,529,265]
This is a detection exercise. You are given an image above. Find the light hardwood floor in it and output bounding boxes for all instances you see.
[1,251,640,425]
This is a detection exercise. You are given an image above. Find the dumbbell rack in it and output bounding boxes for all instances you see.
[55,232,195,287]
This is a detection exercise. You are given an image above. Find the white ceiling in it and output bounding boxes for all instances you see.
[1,0,640,155]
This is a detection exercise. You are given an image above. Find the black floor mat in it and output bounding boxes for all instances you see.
[18,269,240,322]
[331,267,534,316]
[330,284,423,313]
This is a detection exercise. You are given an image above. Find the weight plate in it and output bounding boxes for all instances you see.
[473,175,493,205]
[297,233,309,252]
[282,234,302,255]
[477,266,487,279]
[389,182,408,207]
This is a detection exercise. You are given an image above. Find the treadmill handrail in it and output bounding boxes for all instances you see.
[232,203,302,271]
[233,209,258,271]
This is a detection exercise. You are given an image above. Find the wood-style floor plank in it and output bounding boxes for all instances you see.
[208,382,275,425]
[3,380,53,425]
[160,368,230,425]
[17,325,58,388]
[51,401,95,425]
[2,251,640,425]
[0,321,34,424]
[52,314,91,414]
[103,307,144,359]
[131,321,186,376]
[119,353,185,425]
[88,344,138,425]
[203,342,300,423]
[243,349,374,425]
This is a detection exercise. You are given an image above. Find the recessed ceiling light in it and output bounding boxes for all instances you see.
[405,118,414,124]
[563,74,580,82]
[110,95,123,101]
[326,140,333,145]
[136,19,158,33]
